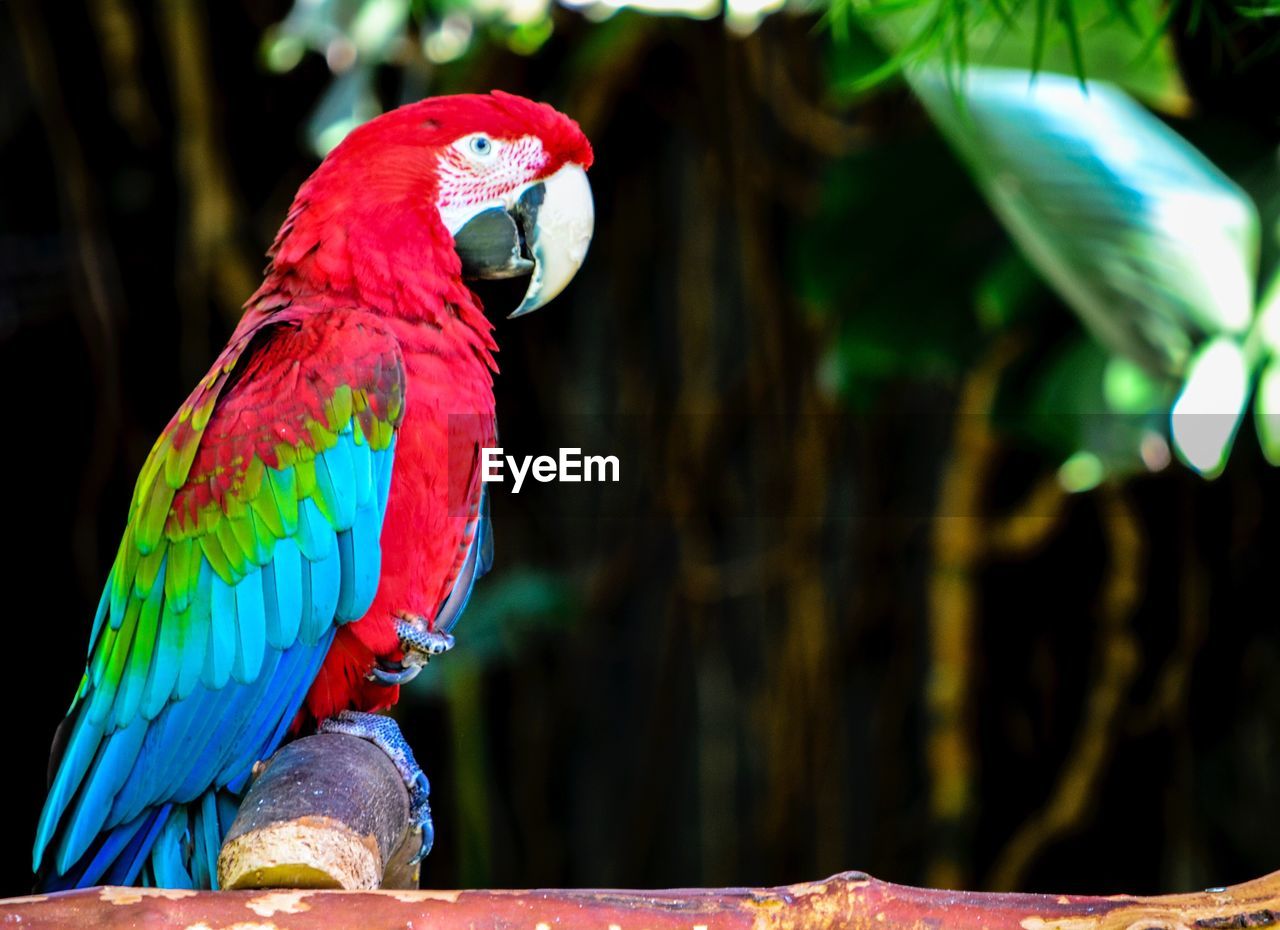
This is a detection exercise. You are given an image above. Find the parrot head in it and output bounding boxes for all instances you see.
[269,91,595,318]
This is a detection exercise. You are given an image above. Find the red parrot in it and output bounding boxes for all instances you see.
[34,92,594,890]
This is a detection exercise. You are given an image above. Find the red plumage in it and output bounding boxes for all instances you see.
[34,91,592,891]
[246,92,593,722]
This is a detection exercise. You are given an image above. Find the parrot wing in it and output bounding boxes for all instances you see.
[433,486,493,635]
[35,306,406,886]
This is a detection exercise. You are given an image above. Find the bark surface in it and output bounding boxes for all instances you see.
[4,870,1280,930]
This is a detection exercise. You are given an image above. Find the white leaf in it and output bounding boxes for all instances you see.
[1171,336,1249,476]
[913,67,1259,376]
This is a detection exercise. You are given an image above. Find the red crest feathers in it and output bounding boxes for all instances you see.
[327,91,593,177]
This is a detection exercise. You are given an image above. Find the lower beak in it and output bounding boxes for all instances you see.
[451,163,595,319]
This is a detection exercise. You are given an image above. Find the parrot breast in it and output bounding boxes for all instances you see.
[302,310,498,721]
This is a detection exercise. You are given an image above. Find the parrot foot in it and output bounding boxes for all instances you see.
[317,710,435,863]
[368,614,455,686]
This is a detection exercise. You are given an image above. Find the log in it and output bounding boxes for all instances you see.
[217,733,422,891]
[13,731,1280,928]
[5,869,1280,930]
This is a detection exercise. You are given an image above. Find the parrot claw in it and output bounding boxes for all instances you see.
[368,663,423,685]
[317,710,436,864]
[368,614,454,686]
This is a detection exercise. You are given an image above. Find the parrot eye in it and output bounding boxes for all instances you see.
[469,135,494,158]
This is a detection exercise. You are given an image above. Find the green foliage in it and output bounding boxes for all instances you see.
[1252,271,1280,462]
[824,0,1272,96]
[906,64,1280,478]
[913,66,1259,377]
[993,336,1173,482]
[264,0,559,155]
[1171,335,1250,474]
[793,136,999,404]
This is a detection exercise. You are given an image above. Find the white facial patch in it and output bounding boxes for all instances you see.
[436,135,547,234]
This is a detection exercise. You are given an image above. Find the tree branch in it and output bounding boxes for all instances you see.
[14,720,1278,929]
[7,868,1280,930]
[218,733,421,891]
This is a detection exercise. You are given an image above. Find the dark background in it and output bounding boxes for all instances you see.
[3,0,1280,900]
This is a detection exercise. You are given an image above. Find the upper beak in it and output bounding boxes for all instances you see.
[449,163,595,319]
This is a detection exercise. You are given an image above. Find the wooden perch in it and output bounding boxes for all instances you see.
[7,869,1280,930]
[10,733,1280,928]
[217,732,422,891]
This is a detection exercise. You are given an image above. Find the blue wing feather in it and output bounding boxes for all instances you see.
[266,538,304,647]
[319,431,358,528]
[296,496,336,562]
[147,811,190,888]
[204,569,237,690]
[232,570,267,683]
[351,430,374,509]
[302,539,343,644]
[375,440,396,515]
[105,805,170,887]
[35,312,406,890]
[176,563,214,699]
[54,717,148,874]
[141,599,183,719]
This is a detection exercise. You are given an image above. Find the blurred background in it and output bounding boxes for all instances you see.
[4,0,1280,901]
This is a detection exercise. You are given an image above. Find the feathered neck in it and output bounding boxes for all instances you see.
[247,165,497,372]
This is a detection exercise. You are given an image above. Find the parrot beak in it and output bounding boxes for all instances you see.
[449,163,594,319]
[508,163,594,318]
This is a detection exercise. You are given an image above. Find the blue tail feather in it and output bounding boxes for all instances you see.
[103,804,171,887]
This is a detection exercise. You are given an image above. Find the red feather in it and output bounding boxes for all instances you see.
[246,92,591,720]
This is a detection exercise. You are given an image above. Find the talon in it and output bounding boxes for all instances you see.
[367,662,424,685]
[412,815,434,864]
[367,614,455,688]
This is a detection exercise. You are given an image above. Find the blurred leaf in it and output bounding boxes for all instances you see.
[792,137,998,403]
[350,0,411,56]
[834,0,1190,107]
[824,19,896,95]
[998,335,1171,476]
[423,14,475,63]
[827,15,941,95]
[1058,449,1106,491]
[1249,267,1280,461]
[1171,335,1250,475]
[1253,263,1280,356]
[1014,336,1105,453]
[1254,357,1280,463]
[914,66,1260,377]
[308,67,381,154]
[558,0,718,20]
[269,0,363,61]
[505,15,555,54]
[1103,355,1165,413]
[262,28,308,72]
[1057,0,1087,83]
[974,249,1040,330]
